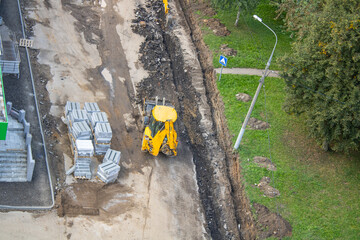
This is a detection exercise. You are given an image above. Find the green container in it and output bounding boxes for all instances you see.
[0,66,8,140]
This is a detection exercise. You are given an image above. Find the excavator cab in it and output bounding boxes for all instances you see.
[141,97,178,156]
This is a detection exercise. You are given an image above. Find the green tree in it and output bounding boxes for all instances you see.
[279,0,360,152]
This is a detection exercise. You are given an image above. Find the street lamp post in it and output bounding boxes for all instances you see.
[234,15,278,150]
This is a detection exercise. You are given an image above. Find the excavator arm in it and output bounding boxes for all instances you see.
[141,120,177,156]
[160,121,178,156]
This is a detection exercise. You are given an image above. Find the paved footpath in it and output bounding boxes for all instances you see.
[215,68,280,78]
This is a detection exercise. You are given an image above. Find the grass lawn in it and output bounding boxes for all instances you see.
[198,0,292,70]
[217,74,360,239]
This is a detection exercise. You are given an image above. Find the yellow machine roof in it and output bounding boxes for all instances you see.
[152,105,177,122]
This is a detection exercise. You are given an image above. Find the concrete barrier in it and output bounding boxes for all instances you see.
[26,144,35,182]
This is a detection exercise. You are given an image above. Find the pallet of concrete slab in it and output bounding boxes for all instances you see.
[93,122,112,155]
[103,149,121,165]
[64,101,81,118]
[89,111,108,129]
[93,141,111,155]
[97,161,120,183]
[72,121,92,140]
[84,102,100,118]
[68,121,93,158]
[94,122,112,141]
[74,157,92,179]
[93,144,111,155]
[68,132,94,158]
[68,109,89,127]
[75,139,94,157]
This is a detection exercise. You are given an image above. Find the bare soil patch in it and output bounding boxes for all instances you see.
[221,44,237,56]
[256,176,280,198]
[253,156,276,171]
[248,117,270,130]
[57,182,135,218]
[57,183,101,217]
[192,2,230,37]
[236,93,252,102]
[202,18,230,36]
[253,203,292,239]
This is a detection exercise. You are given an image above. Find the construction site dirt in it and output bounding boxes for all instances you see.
[0,0,292,239]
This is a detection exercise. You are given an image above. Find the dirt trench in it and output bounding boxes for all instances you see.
[173,1,257,239]
[176,2,293,239]
[133,0,257,239]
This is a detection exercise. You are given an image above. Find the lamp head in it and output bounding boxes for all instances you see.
[253,15,262,22]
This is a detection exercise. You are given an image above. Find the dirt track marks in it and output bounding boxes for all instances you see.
[142,166,154,239]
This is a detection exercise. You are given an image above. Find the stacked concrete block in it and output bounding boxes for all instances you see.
[84,102,100,115]
[103,149,121,165]
[74,158,92,179]
[75,139,94,157]
[72,121,92,140]
[69,109,88,125]
[94,122,112,141]
[90,111,108,129]
[64,101,121,181]
[97,161,120,183]
[65,101,80,116]
[93,122,112,154]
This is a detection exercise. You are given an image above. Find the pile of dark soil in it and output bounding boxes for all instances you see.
[131,1,174,102]
[236,93,252,102]
[253,203,292,239]
[248,117,270,130]
[253,156,276,171]
[220,44,237,56]
[202,18,230,36]
[257,176,280,198]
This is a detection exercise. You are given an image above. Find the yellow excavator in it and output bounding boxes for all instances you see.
[141,97,178,157]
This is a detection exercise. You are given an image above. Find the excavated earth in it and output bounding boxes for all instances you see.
[0,0,292,239]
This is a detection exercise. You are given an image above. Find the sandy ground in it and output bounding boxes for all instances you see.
[0,0,208,239]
